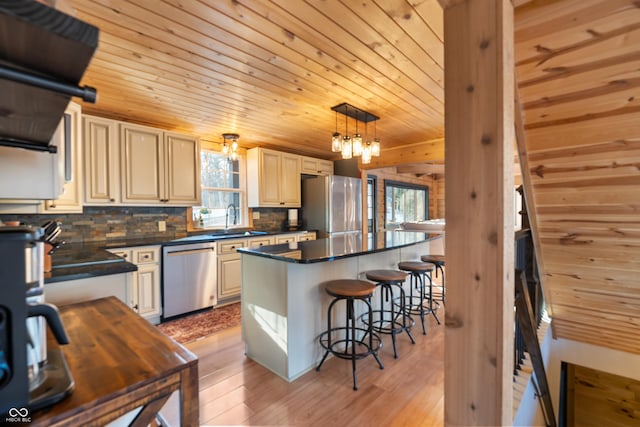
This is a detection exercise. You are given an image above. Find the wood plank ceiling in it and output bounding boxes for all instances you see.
[515,0,640,355]
[62,0,640,355]
[65,0,445,160]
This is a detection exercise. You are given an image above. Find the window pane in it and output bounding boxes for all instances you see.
[196,149,244,227]
[384,181,429,229]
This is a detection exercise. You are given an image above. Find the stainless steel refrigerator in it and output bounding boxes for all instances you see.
[302,175,362,238]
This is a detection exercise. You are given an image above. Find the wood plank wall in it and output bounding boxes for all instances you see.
[566,363,640,427]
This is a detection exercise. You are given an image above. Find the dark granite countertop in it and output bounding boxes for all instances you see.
[45,229,313,284]
[237,231,439,264]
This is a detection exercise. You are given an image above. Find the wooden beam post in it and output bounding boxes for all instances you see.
[442,0,515,425]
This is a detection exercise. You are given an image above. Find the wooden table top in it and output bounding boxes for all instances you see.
[31,296,198,426]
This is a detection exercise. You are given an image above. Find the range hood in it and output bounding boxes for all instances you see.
[0,0,99,153]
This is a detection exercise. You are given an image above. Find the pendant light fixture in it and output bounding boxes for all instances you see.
[222,133,239,161]
[330,102,380,162]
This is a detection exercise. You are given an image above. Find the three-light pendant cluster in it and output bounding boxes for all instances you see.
[330,103,380,164]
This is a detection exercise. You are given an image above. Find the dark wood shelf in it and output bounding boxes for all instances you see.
[0,0,98,146]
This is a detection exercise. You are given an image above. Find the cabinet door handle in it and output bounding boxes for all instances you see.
[230,246,236,250]
[109,198,115,202]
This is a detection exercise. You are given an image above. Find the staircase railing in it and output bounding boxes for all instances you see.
[514,229,555,427]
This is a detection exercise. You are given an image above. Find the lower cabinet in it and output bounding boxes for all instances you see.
[108,245,162,324]
[44,273,129,307]
[217,238,247,303]
[217,236,275,303]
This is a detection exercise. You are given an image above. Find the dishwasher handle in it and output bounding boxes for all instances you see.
[166,247,215,256]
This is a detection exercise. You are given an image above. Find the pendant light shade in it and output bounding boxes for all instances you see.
[331,110,342,152]
[371,138,381,157]
[342,136,352,159]
[361,142,372,164]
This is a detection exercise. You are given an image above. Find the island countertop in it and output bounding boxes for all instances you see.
[236,231,439,263]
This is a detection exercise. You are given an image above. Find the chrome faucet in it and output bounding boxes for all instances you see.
[225,203,237,230]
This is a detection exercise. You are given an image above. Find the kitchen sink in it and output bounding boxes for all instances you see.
[207,230,269,239]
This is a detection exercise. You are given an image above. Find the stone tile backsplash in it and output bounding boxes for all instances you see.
[0,206,294,244]
[0,206,188,244]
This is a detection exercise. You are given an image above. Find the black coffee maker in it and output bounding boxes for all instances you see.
[0,226,74,415]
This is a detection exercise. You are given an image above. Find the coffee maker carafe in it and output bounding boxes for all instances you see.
[0,226,74,415]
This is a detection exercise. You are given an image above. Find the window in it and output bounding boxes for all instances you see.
[367,176,377,233]
[193,149,245,228]
[384,180,429,229]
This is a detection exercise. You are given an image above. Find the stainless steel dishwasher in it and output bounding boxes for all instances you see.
[162,241,217,319]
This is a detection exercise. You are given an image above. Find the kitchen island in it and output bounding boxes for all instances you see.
[238,231,444,381]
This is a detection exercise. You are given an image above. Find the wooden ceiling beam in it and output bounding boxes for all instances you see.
[395,163,445,175]
[359,138,444,169]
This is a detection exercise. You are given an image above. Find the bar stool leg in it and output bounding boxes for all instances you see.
[425,272,441,325]
[348,299,358,390]
[367,297,384,370]
[316,298,338,371]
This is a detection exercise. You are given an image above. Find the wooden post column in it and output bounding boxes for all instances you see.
[441,0,515,425]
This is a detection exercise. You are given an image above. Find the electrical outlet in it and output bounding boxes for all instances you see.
[252,211,260,219]
[158,220,166,232]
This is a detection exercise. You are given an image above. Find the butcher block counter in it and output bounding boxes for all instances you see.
[30,297,198,426]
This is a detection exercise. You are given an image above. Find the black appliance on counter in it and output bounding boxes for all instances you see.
[0,227,74,415]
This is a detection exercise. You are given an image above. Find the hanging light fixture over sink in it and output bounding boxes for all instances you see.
[330,103,380,164]
[221,133,239,161]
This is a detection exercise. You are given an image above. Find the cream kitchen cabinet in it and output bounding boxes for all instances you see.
[0,102,84,213]
[108,245,162,324]
[217,235,274,303]
[247,148,301,208]
[297,231,316,241]
[41,102,84,213]
[274,231,315,244]
[83,115,121,204]
[274,234,296,244]
[83,117,201,206]
[300,156,333,176]
[120,124,200,205]
[217,238,247,302]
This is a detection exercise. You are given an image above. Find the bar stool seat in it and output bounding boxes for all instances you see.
[421,254,446,304]
[317,279,384,390]
[362,269,415,359]
[398,261,440,334]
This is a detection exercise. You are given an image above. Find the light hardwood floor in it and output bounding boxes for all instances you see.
[162,308,445,426]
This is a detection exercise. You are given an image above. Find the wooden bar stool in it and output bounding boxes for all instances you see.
[317,279,384,390]
[362,269,415,359]
[421,254,446,304]
[398,261,440,334]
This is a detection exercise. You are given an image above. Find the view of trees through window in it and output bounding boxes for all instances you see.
[194,150,243,228]
[384,180,428,229]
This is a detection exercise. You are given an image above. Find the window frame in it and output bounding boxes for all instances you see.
[189,145,248,231]
[383,180,429,230]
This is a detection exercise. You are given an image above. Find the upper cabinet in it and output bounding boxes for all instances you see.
[41,102,84,213]
[300,156,333,176]
[83,116,120,204]
[247,148,301,208]
[84,117,201,206]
